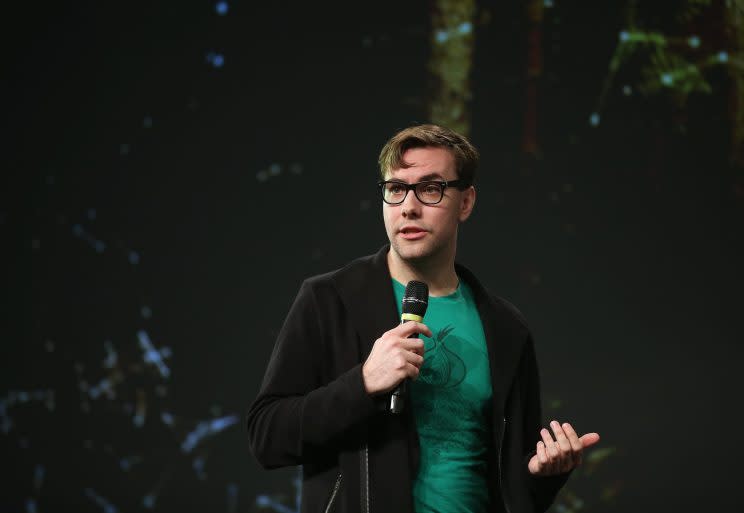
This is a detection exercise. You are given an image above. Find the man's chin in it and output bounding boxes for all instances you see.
[391,241,434,262]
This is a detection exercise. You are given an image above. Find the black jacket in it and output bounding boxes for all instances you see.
[246,246,569,513]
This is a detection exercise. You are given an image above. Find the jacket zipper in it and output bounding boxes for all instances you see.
[324,473,342,513]
[361,443,370,513]
[498,417,512,513]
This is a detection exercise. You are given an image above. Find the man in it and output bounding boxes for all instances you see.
[246,124,600,513]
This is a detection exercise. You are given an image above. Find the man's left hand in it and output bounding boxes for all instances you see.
[527,420,600,476]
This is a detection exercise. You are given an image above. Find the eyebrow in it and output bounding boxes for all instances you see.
[389,172,447,182]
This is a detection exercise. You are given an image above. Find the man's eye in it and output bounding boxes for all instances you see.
[388,184,405,194]
[422,184,440,195]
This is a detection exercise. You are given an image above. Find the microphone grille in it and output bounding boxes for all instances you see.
[402,280,429,317]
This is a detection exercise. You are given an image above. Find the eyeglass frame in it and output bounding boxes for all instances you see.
[376,179,469,205]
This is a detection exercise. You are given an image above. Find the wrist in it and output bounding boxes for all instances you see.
[361,363,377,395]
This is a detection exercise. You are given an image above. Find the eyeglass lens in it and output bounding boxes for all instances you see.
[382,182,444,204]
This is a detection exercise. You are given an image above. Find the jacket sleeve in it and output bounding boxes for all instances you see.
[246,280,379,469]
[520,333,572,512]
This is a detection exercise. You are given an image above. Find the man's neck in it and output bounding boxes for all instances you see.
[386,248,459,297]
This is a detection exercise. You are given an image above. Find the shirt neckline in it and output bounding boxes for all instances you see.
[391,277,464,302]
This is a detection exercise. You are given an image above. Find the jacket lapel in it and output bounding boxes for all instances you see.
[332,245,399,359]
[456,263,527,426]
[332,245,416,512]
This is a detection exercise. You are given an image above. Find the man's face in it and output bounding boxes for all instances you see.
[382,146,475,264]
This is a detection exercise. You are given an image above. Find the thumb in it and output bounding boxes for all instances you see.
[579,432,601,448]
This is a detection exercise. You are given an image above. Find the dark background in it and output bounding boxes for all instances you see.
[7,0,744,512]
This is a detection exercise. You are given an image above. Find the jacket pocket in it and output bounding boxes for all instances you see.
[323,472,343,513]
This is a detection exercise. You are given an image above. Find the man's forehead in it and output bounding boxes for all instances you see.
[386,147,457,180]
[386,169,448,181]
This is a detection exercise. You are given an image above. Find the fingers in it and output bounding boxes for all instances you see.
[540,428,560,474]
[553,421,583,471]
[399,337,425,356]
[562,422,583,452]
[404,350,424,368]
[395,321,432,339]
[405,362,421,380]
[551,420,572,453]
[561,422,584,467]
[535,440,549,473]
[579,432,601,448]
[362,323,429,395]
[533,420,598,475]
[533,420,601,476]
[550,420,576,472]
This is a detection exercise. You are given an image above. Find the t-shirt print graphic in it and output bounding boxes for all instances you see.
[419,325,467,389]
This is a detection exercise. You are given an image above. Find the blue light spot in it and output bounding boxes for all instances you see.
[72,224,84,237]
[161,412,174,426]
[193,457,207,479]
[142,495,156,509]
[688,35,700,48]
[120,458,131,471]
[619,31,629,42]
[141,305,152,319]
[256,495,270,506]
[457,22,472,35]
[660,73,673,86]
[33,465,45,487]
[206,52,225,68]
[215,1,228,15]
[718,51,728,63]
[128,251,140,265]
[94,240,106,253]
[435,30,449,43]
[589,113,600,126]
[133,413,145,427]
[544,0,554,7]
[26,499,37,513]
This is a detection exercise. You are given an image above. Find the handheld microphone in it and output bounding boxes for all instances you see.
[389,280,429,414]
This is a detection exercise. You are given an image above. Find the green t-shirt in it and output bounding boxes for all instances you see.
[392,278,493,513]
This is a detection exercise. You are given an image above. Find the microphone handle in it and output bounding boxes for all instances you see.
[389,323,419,414]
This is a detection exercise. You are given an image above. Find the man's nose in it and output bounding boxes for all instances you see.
[401,189,422,217]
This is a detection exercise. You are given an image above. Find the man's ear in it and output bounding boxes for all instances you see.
[459,186,476,222]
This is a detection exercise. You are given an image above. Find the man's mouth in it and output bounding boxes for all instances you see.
[399,226,427,240]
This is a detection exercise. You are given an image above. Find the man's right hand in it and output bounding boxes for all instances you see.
[361,322,431,395]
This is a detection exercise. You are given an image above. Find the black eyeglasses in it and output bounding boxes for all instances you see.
[377,179,468,205]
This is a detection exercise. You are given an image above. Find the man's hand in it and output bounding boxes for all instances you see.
[362,322,431,395]
[527,420,600,476]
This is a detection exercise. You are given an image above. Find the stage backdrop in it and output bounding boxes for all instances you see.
[10,1,744,512]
